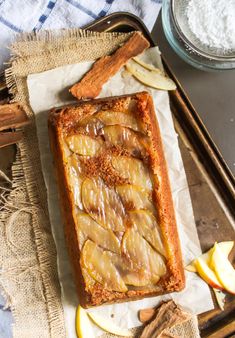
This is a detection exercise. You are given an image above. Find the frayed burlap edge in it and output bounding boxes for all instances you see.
[0,28,133,338]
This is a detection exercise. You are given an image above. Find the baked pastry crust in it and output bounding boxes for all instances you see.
[48,91,185,308]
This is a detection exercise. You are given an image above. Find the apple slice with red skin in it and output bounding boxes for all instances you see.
[210,243,235,295]
[194,257,224,290]
[186,241,234,273]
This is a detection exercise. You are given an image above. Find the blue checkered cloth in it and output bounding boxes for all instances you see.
[0,0,161,73]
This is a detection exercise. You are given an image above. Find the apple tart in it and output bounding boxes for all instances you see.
[48,91,185,307]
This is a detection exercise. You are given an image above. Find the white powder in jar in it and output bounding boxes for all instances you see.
[186,0,235,50]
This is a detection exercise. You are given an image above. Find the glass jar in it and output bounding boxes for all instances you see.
[161,0,235,71]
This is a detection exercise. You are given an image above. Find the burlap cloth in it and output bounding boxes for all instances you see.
[0,29,200,338]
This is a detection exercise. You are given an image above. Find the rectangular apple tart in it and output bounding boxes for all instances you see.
[48,91,185,307]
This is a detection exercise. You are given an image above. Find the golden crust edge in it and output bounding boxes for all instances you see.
[140,92,185,291]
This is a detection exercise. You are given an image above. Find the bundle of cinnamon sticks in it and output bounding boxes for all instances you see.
[138,300,192,338]
[0,103,29,147]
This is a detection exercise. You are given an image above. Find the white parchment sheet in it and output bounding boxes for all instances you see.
[27,47,214,337]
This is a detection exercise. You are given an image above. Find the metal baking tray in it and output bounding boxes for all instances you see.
[0,11,234,338]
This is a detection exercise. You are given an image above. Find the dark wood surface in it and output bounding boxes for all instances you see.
[178,135,235,337]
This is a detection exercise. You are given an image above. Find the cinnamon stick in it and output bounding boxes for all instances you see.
[70,32,150,99]
[139,301,191,338]
[0,103,29,131]
[0,131,23,148]
[139,307,156,323]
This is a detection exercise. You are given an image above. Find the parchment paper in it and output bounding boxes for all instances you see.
[27,47,214,337]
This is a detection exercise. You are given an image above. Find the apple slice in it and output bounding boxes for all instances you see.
[186,241,234,273]
[210,243,235,294]
[185,263,198,273]
[213,288,226,311]
[129,210,166,257]
[88,312,132,337]
[122,228,166,282]
[194,257,223,290]
[111,155,152,191]
[66,154,83,209]
[81,239,127,292]
[108,251,152,287]
[96,110,139,131]
[103,125,146,157]
[79,116,104,136]
[133,47,165,72]
[66,134,102,156]
[126,59,176,91]
[122,269,154,287]
[116,184,155,212]
[132,56,162,73]
[82,177,125,231]
[76,214,120,254]
[76,305,95,338]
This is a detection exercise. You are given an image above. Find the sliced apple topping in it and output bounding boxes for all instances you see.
[116,184,155,212]
[129,210,166,257]
[103,125,146,157]
[186,241,234,273]
[126,59,176,91]
[122,229,166,282]
[62,139,72,158]
[96,110,139,131]
[78,114,101,126]
[66,154,83,209]
[81,239,127,292]
[79,117,104,136]
[76,213,120,254]
[210,243,235,295]
[81,177,125,231]
[66,134,102,156]
[107,252,151,287]
[111,156,152,191]
[123,269,154,287]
